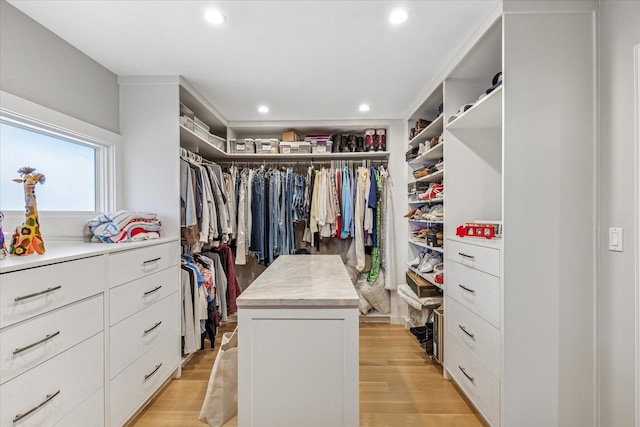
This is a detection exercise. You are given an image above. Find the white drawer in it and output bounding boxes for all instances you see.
[447,260,500,328]
[1,294,103,385]
[110,292,179,378]
[446,334,499,427]
[52,388,104,427]
[0,255,105,328]
[109,267,179,326]
[110,329,180,427]
[446,239,500,277]
[108,242,178,288]
[0,332,103,427]
[447,298,500,378]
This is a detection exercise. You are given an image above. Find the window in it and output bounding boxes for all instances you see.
[1,122,97,211]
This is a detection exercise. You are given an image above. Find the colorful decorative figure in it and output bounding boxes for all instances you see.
[0,211,7,260]
[10,167,46,256]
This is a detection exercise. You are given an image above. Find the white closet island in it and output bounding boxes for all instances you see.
[236,255,359,427]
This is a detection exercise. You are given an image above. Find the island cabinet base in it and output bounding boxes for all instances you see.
[238,307,359,427]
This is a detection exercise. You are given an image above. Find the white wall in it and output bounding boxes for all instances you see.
[598,1,640,426]
[0,0,119,133]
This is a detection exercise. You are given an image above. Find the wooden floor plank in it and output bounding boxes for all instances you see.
[129,322,484,427]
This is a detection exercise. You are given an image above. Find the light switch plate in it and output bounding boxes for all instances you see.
[609,227,623,252]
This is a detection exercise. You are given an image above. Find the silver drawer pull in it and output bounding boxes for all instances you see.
[459,366,475,383]
[458,252,475,259]
[14,285,62,302]
[144,321,162,335]
[144,363,162,381]
[13,390,60,423]
[143,257,161,266]
[13,331,61,355]
[458,324,475,339]
[458,284,476,294]
[143,285,162,296]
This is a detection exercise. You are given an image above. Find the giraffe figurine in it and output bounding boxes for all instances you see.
[0,211,7,260]
[10,167,46,256]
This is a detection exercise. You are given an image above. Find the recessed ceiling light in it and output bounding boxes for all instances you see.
[204,10,225,25]
[359,104,370,112]
[389,9,408,24]
[258,105,269,113]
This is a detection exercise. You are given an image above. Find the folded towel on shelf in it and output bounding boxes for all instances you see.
[87,210,162,243]
[88,210,159,236]
[397,284,442,310]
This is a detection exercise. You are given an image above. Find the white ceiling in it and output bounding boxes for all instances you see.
[8,0,501,123]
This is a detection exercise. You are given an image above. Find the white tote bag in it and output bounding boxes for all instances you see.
[199,328,238,427]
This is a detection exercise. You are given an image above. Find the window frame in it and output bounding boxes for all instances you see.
[0,91,118,240]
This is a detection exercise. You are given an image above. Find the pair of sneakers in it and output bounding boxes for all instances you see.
[409,252,442,274]
[421,204,444,221]
[417,252,442,274]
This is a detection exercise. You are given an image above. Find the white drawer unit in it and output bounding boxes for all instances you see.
[0,255,105,328]
[446,238,500,277]
[447,298,500,378]
[446,334,499,427]
[109,291,179,378]
[0,294,104,384]
[447,260,500,328]
[108,242,179,288]
[52,388,104,427]
[0,332,104,427]
[109,329,181,427]
[109,267,179,326]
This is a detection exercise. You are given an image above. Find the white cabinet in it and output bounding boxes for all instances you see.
[107,241,180,426]
[0,255,106,426]
[0,239,180,427]
[445,237,501,424]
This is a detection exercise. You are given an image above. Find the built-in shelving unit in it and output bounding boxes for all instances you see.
[404,81,446,339]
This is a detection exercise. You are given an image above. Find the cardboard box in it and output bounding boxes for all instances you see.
[282,131,301,142]
[406,271,442,298]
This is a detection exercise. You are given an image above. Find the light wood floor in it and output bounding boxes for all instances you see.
[130,322,484,427]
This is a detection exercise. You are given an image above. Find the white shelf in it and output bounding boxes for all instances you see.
[410,169,444,184]
[408,115,444,147]
[407,197,444,205]
[225,150,390,162]
[447,86,502,130]
[408,219,444,224]
[180,124,390,162]
[408,239,444,253]
[180,125,227,159]
[408,142,444,166]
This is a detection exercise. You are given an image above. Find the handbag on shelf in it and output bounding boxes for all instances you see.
[199,327,239,427]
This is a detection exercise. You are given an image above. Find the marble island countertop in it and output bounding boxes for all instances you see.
[236,255,359,308]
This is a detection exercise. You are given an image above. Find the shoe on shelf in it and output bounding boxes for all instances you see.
[404,208,417,218]
[416,252,435,271]
[419,254,443,273]
[408,254,422,267]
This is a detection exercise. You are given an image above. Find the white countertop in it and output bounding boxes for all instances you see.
[236,255,359,308]
[0,237,178,274]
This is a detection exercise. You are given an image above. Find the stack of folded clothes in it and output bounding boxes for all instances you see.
[87,210,162,243]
